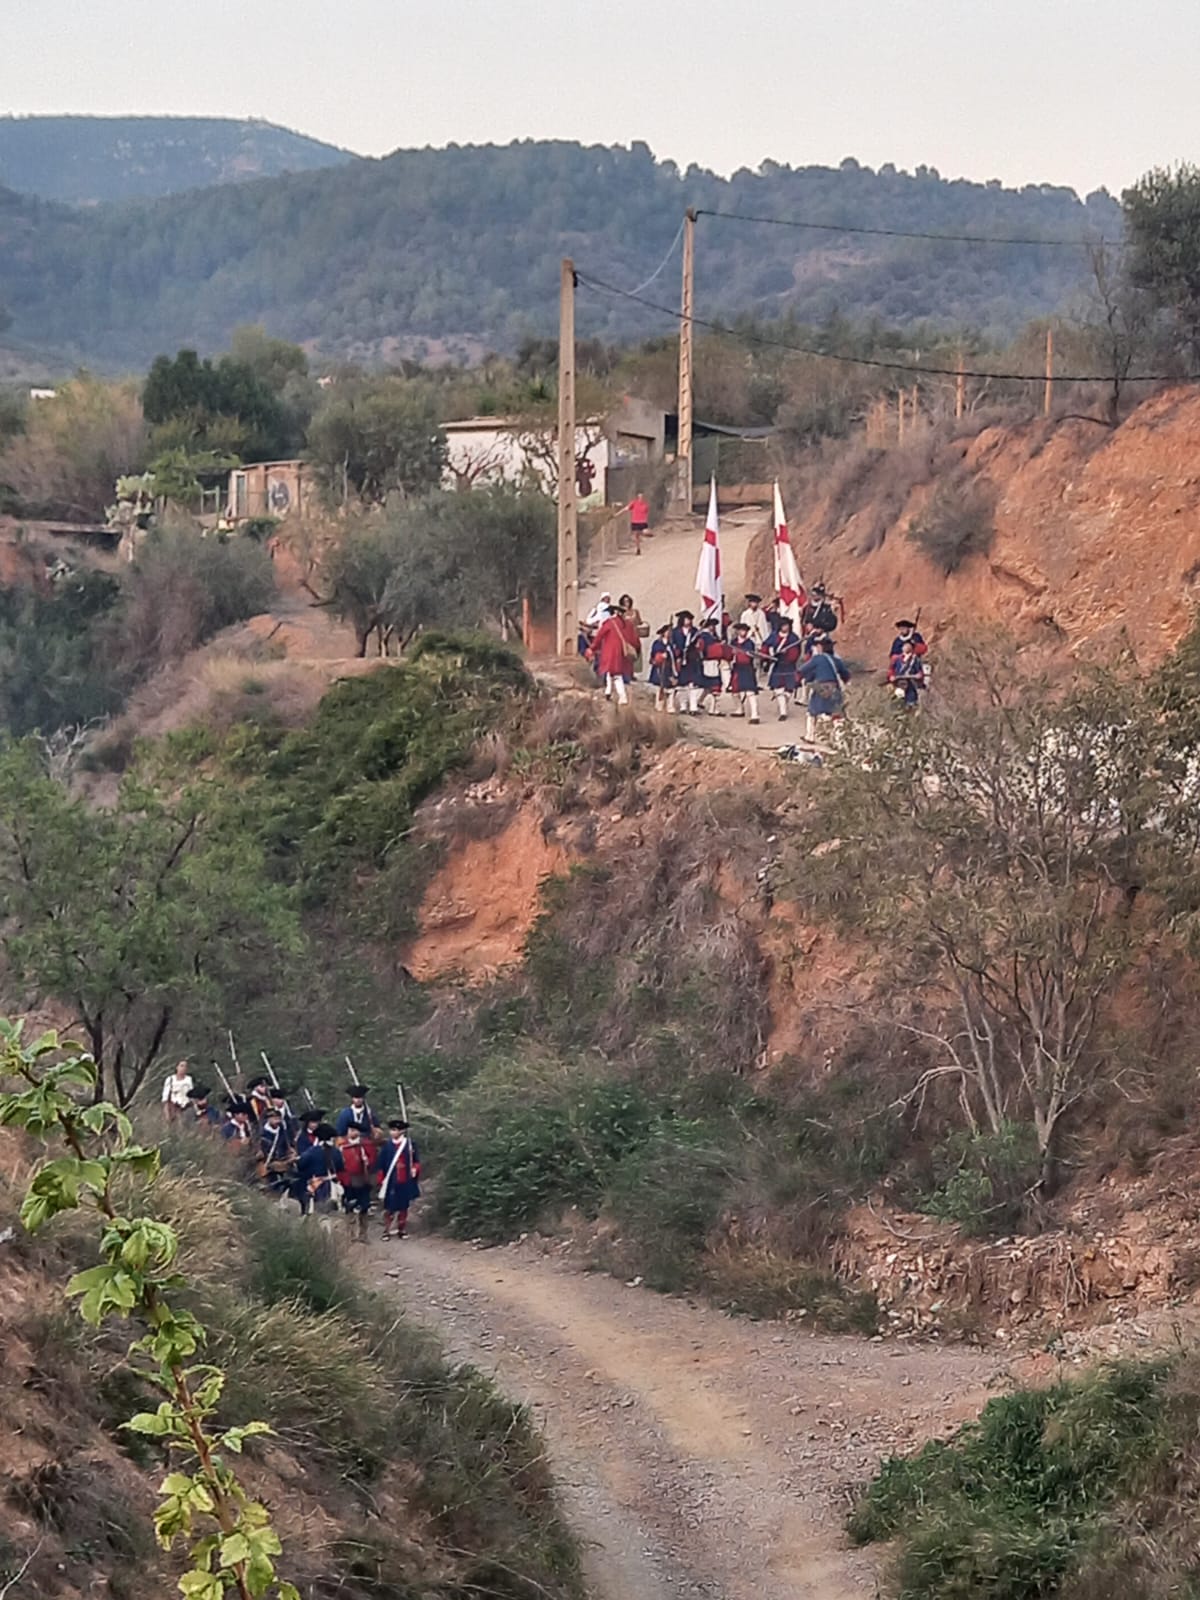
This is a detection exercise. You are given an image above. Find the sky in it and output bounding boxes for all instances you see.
[4,0,1199,196]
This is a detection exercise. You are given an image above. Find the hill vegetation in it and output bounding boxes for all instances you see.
[0,115,353,205]
[0,139,1120,366]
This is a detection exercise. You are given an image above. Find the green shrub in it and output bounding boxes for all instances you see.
[849,1361,1172,1600]
[907,473,997,573]
[922,1122,1040,1236]
[436,1077,660,1240]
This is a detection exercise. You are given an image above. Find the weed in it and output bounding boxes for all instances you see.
[907,472,998,573]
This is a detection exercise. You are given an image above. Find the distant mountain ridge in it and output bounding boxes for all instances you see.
[0,135,1122,370]
[0,114,355,204]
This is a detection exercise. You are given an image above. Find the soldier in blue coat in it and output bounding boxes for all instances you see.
[334,1084,382,1140]
[669,611,705,715]
[727,623,761,724]
[295,1124,343,1216]
[648,626,677,713]
[295,1107,326,1157]
[375,1119,421,1240]
[257,1107,296,1194]
[761,617,803,720]
[185,1085,221,1129]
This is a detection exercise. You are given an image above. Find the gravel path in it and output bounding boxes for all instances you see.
[367,1237,1007,1600]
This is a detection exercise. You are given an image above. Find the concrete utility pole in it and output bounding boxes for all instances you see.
[675,208,697,509]
[557,258,578,657]
[1043,326,1054,417]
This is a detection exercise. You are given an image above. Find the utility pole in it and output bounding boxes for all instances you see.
[955,352,965,421]
[557,259,578,657]
[675,207,697,510]
[1043,326,1054,417]
[897,387,906,442]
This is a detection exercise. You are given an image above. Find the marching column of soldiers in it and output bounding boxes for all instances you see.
[166,1067,421,1244]
[583,583,931,740]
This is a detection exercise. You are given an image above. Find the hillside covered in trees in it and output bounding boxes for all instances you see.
[0,114,354,204]
[0,138,1121,367]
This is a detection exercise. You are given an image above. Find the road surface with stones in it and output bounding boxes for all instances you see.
[369,1235,1007,1600]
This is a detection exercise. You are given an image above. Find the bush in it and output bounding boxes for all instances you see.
[848,1360,1172,1600]
[922,1122,1040,1236]
[112,528,276,680]
[435,1075,661,1240]
[907,473,997,573]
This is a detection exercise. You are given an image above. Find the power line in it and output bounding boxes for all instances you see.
[573,268,1185,384]
[623,215,687,296]
[694,207,1117,250]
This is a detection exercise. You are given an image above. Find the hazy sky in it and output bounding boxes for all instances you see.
[4,0,1198,196]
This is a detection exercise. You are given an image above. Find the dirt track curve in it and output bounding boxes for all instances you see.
[368,1237,1006,1600]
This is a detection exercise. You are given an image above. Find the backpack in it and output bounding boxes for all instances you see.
[811,599,838,633]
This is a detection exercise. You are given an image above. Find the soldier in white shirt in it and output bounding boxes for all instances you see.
[161,1060,194,1121]
[739,593,770,647]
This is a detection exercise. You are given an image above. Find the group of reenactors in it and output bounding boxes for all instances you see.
[161,1060,420,1242]
[580,582,931,739]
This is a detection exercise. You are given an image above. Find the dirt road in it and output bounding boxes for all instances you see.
[369,1238,1006,1600]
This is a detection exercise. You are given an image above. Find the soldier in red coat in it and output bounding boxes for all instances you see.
[587,601,640,706]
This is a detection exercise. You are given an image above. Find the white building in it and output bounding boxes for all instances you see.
[442,396,665,509]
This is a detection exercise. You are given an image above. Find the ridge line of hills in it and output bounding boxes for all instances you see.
[0,119,1123,370]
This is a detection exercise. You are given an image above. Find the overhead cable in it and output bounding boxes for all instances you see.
[694,207,1117,250]
[573,269,1187,384]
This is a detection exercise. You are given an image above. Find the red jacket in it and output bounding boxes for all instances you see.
[589,614,639,677]
[340,1138,377,1185]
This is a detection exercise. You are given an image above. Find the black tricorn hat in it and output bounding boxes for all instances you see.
[315,1123,337,1141]
[388,1118,410,1131]
[224,1096,251,1114]
[300,1106,324,1124]
[675,609,694,622]
[347,1084,369,1097]
[247,1075,268,1091]
[894,618,916,629]
[269,1084,290,1098]
[745,592,762,604]
[187,1085,211,1101]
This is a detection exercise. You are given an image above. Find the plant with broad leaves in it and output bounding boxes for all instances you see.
[0,1017,297,1600]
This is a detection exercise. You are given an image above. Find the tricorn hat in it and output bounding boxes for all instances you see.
[894,618,916,629]
[347,1084,369,1098]
[224,1096,251,1115]
[745,592,762,604]
[247,1074,268,1091]
[388,1118,410,1131]
[269,1084,290,1099]
[675,609,694,622]
[315,1123,336,1141]
[187,1085,210,1101]
[300,1106,324,1125]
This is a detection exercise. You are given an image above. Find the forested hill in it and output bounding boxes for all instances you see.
[0,139,1122,368]
[0,114,354,203]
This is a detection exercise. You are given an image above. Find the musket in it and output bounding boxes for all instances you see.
[227,1029,242,1084]
[260,1050,280,1089]
[212,1060,236,1102]
[302,1086,316,1109]
[397,1081,408,1124]
[344,1054,361,1087]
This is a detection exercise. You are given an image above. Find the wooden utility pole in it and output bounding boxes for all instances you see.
[1043,326,1054,417]
[676,207,697,509]
[955,352,965,421]
[557,258,578,657]
[897,387,906,442]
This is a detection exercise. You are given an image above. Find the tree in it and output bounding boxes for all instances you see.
[794,646,1188,1193]
[1078,244,1159,424]
[0,375,147,520]
[322,487,555,655]
[306,383,447,503]
[143,348,294,462]
[1122,163,1200,363]
[0,739,300,1106]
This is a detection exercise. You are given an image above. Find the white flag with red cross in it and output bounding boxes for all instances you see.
[773,480,806,628]
[695,477,723,619]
